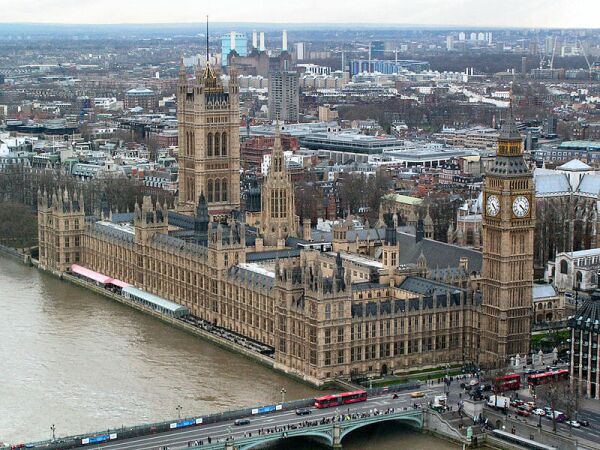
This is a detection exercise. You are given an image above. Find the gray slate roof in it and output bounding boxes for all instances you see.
[397,232,482,273]
[399,276,466,296]
[227,265,274,290]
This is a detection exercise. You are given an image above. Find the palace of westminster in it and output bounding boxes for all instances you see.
[37,63,536,386]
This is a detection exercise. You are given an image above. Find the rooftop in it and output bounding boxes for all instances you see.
[557,159,593,171]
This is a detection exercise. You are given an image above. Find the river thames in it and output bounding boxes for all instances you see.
[0,256,459,449]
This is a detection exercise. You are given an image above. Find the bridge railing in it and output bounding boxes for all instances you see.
[20,382,421,450]
[188,408,425,450]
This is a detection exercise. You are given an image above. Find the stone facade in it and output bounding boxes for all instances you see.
[480,109,535,367]
[176,62,241,217]
[37,65,527,386]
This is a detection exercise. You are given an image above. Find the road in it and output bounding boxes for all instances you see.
[86,387,443,450]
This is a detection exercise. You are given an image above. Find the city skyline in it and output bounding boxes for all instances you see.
[1,0,600,28]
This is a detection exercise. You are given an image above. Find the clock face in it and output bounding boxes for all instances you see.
[486,195,500,217]
[512,195,530,218]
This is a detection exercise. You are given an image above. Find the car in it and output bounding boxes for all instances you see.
[511,400,524,407]
[517,408,531,417]
[579,419,590,427]
[567,420,581,428]
[532,408,546,416]
[295,409,311,415]
[234,419,251,426]
[410,391,426,398]
[525,401,536,410]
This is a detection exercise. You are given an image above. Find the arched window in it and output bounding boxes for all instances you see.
[214,133,220,157]
[215,177,221,202]
[221,132,227,156]
[560,260,568,274]
[221,179,228,202]
[207,133,213,157]
[207,179,214,202]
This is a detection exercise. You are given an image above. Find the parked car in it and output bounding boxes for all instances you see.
[532,408,546,416]
[295,409,311,416]
[579,419,590,427]
[234,419,251,426]
[510,400,524,408]
[567,420,581,428]
[517,407,531,417]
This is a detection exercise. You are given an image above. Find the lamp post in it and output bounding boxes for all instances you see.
[50,424,56,441]
[280,388,287,404]
[176,404,182,420]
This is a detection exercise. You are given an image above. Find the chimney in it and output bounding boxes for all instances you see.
[252,30,258,49]
[259,32,265,51]
[282,30,288,52]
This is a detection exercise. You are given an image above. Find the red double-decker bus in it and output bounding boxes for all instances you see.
[314,390,368,409]
[495,373,521,392]
[527,369,569,387]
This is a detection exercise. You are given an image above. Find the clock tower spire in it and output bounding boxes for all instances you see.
[480,98,535,368]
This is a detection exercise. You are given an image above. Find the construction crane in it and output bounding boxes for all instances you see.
[550,36,558,71]
[578,39,593,80]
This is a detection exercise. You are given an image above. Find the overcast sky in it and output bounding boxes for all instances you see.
[1,0,598,27]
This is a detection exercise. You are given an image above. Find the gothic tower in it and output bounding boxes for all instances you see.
[259,126,298,246]
[480,104,535,367]
[177,59,241,219]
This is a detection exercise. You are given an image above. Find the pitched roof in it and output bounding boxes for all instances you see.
[534,174,571,196]
[576,174,600,197]
[399,276,466,296]
[557,159,592,171]
[397,232,482,273]
[533,284,557,299]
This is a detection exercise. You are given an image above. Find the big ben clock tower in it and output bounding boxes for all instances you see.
[480,104,535,368]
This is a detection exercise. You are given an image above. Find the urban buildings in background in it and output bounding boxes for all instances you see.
[268,70,299,123]
[2,23,600,395]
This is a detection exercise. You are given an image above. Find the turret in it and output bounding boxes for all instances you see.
[195,192,210,238]
[382,213,400,285]
[134,196,168,244]
[424,208,434,239]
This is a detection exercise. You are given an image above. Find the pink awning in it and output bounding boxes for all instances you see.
[109,278,130,288]
[70,264,112,284]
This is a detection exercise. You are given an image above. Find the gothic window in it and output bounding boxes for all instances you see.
[560,259,568,274]
[207,133,213,157]
[215,178,221,201]
[221,132,227,156]
[207,179,214,202]
[221,179,228,202]
[214,133,220,156]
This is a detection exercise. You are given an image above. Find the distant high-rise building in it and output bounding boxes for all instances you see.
[446,35,454,51]
[282,30,288,52]
[252,30,258,49]
[477,32,485,41]
[268,70,299,123]
[521,56,528,75]
[470,32,477,41]
[259,32,265,51]
[371,40,385,59]
[221,32,248,66]
[295,42,305,61]
[545,36,554,55]
[458,32,466,41]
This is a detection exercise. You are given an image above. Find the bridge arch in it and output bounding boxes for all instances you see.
[239,431,333,450]
[340,415,423,442]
